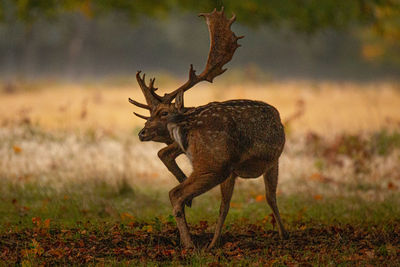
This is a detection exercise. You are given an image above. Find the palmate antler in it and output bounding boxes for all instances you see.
[129,7,243,118]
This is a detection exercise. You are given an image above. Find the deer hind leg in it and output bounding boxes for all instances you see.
[263,161,288,239]
[169,171,227,248]
[208,173,236,249]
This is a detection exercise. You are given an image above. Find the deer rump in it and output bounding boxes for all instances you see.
[167,99,285,178]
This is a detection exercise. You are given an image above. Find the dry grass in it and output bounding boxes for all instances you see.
[1,78,399,196]
[1,78,399,199]
[1,126,399,198]
[1,79,399,134]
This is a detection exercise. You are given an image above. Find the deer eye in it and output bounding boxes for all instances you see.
[160,111,169,117]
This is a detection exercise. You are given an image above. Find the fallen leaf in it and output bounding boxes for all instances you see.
[255,195,265,202]
[142,225,153,233]
[269,213,276,229]
[230,202,242,208]
[13,145,22,154]
[32,217,41,227]
[21,259,31,267]
[313,195,323,200]
[43,218,51,228]
[365,250,375,259]
[120,212,135,222]
[388,182,397,190]
[309,173,333,183]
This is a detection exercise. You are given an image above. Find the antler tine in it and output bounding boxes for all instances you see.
[128,97,150,110]
[162,7,243,104]
[135,70,163,110]
[149,78,157,91]
[189,64,196,77]
[228,13,235,26]
[133,112,149,120]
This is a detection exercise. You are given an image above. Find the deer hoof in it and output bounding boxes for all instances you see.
[280,230,289,240]
[185,199,193,208]
[206,242,217,251]
[182,241,195,249]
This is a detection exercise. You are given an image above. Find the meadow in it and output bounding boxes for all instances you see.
[0,77,399,265]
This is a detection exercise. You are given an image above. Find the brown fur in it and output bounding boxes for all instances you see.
[164,99,288,248]
[136,99,288,248]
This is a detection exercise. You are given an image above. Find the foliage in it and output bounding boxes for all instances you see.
[305,129,400,158]
[2,0,63,23]
[372,129,400,155]
[0,1,399,77]
[1,0,399,36]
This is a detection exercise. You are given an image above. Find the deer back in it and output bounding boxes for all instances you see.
[167,100,285,172]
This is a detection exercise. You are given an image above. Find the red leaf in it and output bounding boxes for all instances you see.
[313,194,323,200]
[269,213,276,229]
[255,195,265,202]
[32,217,41,227]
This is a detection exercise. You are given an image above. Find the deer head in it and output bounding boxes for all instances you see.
[129,7,243,142]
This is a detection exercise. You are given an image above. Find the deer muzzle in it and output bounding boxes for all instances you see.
[138,128,148,141]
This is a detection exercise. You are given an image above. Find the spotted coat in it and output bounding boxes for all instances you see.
[167,99,285,177]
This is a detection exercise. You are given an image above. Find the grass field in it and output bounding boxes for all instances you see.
[0,78,400,265]
[1,78,399,134]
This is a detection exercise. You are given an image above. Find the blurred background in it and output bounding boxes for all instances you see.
[1,0,400,80]
[1,0,399,130]
[1,0,400,244]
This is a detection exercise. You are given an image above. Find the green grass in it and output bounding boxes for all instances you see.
[2,180,399,231]
[0,181,400,266]
[1,180,399,265]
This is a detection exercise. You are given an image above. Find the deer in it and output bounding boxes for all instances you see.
[129,8,288,249]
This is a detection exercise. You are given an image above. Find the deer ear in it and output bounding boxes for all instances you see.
[174,90,184,111]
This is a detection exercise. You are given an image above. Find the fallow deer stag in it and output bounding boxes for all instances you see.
[129,8,288,249]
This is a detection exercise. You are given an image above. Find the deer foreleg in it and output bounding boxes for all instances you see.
[169,171,227,248]
[208,173,236,249]
[158,142,187,183]
[158,142,193,207]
